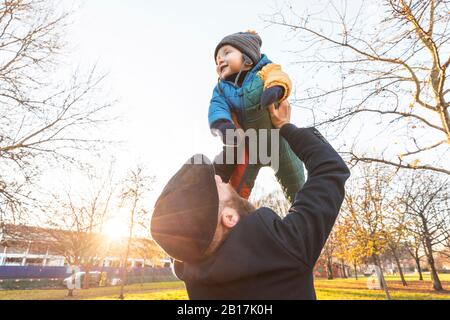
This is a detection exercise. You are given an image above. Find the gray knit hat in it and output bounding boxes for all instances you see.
[214,31,263,66]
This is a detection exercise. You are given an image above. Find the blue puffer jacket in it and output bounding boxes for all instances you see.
[208,54,272,128]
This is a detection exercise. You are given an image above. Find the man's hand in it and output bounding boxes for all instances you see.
[268,99,291,129]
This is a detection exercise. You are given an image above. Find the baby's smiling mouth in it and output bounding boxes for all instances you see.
[220,65,228,73]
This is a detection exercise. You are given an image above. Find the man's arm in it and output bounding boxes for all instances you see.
[267,102,350,269]
[277,124,350,268]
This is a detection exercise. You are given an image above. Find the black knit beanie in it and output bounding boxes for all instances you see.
[150,154,219,263]
[214,31,262,66]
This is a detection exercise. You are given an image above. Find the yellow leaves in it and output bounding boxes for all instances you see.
[398,156,421,169]
[410,159,420,168]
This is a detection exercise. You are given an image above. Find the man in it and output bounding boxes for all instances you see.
[151,101,350,300]
[67,269,76,297]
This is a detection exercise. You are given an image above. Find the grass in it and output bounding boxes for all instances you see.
[89,289,189,300]
[0,274,449,300]
[315,275,450,300]
[0,281,185,300]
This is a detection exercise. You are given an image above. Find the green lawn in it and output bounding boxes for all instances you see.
[314,275,450,300]
[89,289,189,300]
[0,281,185,300]
[0,274,449,300]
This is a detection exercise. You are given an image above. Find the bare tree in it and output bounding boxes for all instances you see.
[43,167,115,289]
[117,166,155,300]
[440,211,450,256]
[404,231,426,281]
[0,0,115,224]
[400,170,449,291]
[321,230,338,280]
[382,206,409,286]
[264,0,450,175]
[443,231,450,256]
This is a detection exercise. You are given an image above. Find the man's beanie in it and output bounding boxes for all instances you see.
[214,31,262,66]
[150,154,219,263]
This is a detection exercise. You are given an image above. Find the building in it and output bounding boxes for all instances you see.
[314,258,352,278]
[0,224,166,269]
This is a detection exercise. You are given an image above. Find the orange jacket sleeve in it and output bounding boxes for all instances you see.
[257,63,292,102]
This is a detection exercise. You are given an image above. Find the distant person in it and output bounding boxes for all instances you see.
[99,271,107,287]
[151,100,350,299]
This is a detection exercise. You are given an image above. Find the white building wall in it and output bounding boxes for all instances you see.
[0,252,65,266]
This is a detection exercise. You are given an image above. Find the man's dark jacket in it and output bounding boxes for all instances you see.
[173,124,351,300]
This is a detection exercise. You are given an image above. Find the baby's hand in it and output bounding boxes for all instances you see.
[211,120,241,146]
[260,86,285,110]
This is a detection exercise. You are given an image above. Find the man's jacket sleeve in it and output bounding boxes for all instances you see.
[273,124,350,269]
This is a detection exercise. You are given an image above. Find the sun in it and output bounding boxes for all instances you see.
[103,218,129,240]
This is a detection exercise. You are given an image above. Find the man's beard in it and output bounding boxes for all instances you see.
[237,197,256,218]
[226,186,256,218]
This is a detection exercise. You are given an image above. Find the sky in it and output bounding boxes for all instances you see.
[60,0,321,207]
[29,0,316,235]
[40,0,448,236]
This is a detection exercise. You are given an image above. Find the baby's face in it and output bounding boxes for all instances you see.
[216,45,250,79]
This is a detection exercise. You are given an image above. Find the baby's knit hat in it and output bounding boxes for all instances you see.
[214,30,262,66]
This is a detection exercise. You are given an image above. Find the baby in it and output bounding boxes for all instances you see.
[210,30,291,139]
[209,30,305,201]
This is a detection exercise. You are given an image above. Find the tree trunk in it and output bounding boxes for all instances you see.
[119,216,135,299]
[414,257,423,281]
[424,238,443,291]
[119,245,132,300]
[341,259,348,278]
[119,260,128,300]
[119,192,140,300]
[326,257,334,280]
[426,251,443,291]
[392,250,407,286]
[83,264,91,289]
[353,263,358,280]
[373,254,391,300]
